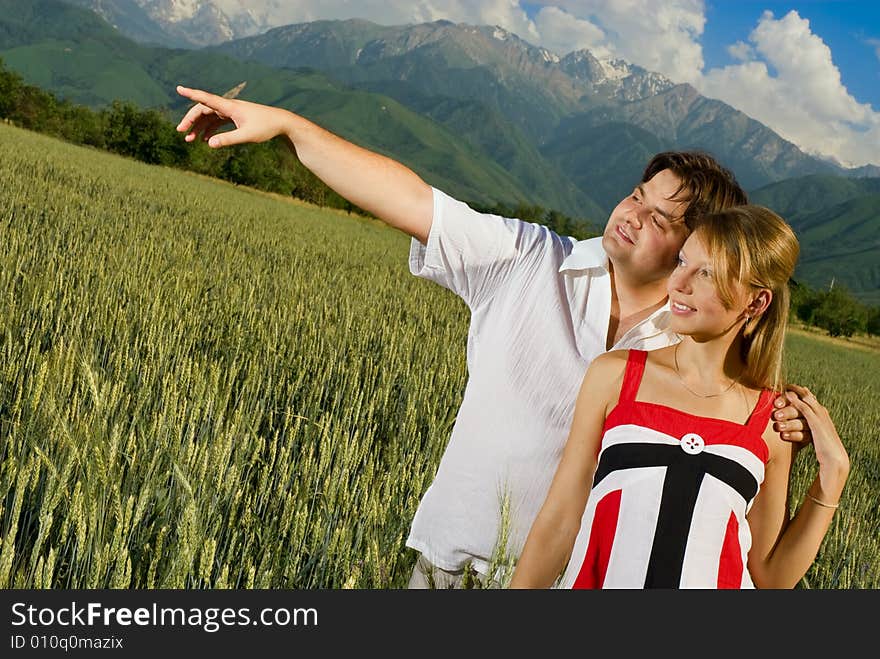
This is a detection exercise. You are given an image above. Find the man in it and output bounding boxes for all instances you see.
[175,86,812,588]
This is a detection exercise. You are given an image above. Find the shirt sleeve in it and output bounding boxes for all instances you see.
[409,187,563,310]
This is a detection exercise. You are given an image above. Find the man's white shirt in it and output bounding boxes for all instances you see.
[407,187,680,575]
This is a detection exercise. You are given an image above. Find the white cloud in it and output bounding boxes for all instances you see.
[532,6,608,57]
[868,38,880,61]
[698,11,880,167]
[726,40,753,62]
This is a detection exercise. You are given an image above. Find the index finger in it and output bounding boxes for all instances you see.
[176,86,235,117]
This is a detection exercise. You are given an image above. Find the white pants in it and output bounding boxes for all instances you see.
[407,554,500,589]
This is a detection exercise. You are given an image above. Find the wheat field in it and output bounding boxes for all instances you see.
[0,123,877,588]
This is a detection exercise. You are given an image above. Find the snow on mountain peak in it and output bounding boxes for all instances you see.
[596,57,630,82]
[147,0,201,22]
[541,48,560,64]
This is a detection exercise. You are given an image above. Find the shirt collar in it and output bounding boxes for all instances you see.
[559,237,678,338]
[650,302,674,332]
[559,236,609,274]
[613,301,679,347]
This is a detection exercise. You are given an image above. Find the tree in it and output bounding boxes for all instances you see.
[790,280,821,324]
[812,286,868,338]
[102,102,189,166]
[0,58,24,119]
[866,306,880,337]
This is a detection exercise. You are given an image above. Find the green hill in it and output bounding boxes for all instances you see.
[791,195,880,305]
[0,0,600,219]
[0,0,168,107]
[751,176,880,304]
[541,120,670,214]
[750,175,880,218]
[347,79,604,220]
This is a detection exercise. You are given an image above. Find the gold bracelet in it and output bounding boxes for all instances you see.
[807,493,839,509]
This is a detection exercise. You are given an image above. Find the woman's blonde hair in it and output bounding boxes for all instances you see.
[691,205,800,392]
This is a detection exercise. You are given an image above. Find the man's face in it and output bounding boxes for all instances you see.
[602,169,691,285]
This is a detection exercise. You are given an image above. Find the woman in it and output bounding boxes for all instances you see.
[511,205,849,588]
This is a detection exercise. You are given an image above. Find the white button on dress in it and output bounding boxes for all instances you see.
[680,433,706,455]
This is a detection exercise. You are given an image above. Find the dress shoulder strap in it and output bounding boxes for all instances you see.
[745,389,776,432]
[618,349,648,404]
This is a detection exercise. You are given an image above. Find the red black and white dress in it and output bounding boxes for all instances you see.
[559,349,774,589]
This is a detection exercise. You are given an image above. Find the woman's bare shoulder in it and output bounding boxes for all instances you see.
[582,350,630,394]
[760,413,794,465]
[588,349,631,377]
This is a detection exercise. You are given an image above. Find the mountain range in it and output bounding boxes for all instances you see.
[210,19,876,194]
[61,0,267,48]
[2,0,879,302]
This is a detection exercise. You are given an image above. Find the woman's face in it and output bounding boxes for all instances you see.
[667,232,751,340]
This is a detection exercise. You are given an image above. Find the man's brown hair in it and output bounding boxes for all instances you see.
[642,151,747,230]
